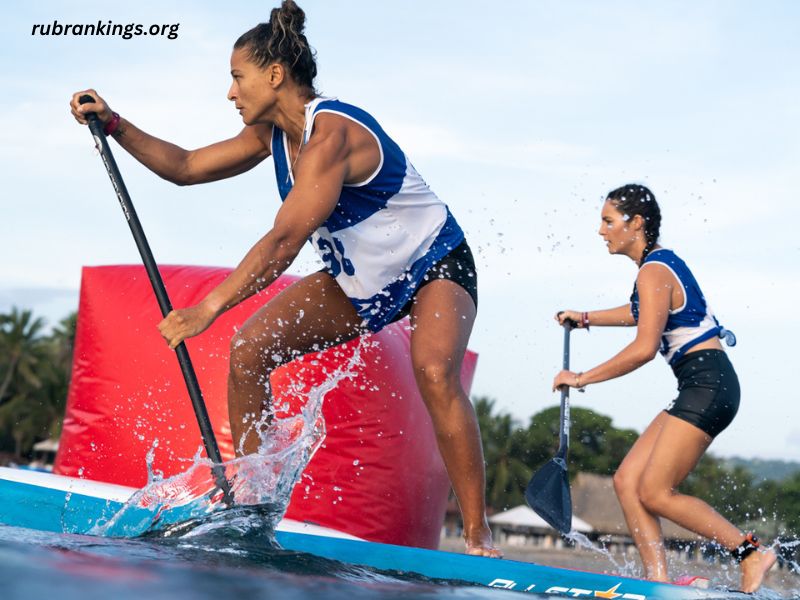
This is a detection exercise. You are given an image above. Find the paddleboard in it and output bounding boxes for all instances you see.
[0,467,738,599]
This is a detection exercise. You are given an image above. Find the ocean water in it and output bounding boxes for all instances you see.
[3,517,800,600]
[0,521,513,600]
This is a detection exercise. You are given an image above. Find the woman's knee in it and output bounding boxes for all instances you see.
[229,328,276,381]
[637,480,671,515]
[613,467,639,499]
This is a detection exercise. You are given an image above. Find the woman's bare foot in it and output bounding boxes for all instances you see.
[464,526,503,558]
[740,547,777,593]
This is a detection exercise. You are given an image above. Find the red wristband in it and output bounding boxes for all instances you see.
[104,112,121,136]
[581,311,590,330]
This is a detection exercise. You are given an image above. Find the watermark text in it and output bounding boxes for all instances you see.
[32,20,180,40]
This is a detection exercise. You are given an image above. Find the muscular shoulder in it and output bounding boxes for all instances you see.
[311,113,378,153]
[306,113,348,153]
[637,261,678,290]
[307,113,380,182]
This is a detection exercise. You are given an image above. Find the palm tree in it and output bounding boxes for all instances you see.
[0,307,48,407]
[473,396,532,511]
[0,308,76,458]
[0,386,58,458]
[49,311,77,376]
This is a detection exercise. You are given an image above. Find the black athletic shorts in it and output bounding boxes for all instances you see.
[667,349,740,438]
[390,239,478,324]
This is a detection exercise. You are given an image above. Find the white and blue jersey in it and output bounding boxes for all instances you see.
[271,97,465,331]
[630,249,731,365]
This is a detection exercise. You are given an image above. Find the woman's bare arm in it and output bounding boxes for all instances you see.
[556,304,636,328]
[553,265,673,390]
[157,117,353,348]
[71,89,271,186]
[576,266,672,384]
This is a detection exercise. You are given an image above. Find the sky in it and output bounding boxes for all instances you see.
[1,1,799,460]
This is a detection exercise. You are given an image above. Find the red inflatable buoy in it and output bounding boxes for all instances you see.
[54,265,477,549]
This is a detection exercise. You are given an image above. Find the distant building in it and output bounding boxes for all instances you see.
[441,472,733,564]
[571,472,708,562]
[26,439,59,472]
[488,504,593,549]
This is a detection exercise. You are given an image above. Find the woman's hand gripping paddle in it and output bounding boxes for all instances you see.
[78,95,235,508]
[525,321,575,534]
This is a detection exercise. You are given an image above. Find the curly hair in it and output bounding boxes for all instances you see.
[234,0,318,92]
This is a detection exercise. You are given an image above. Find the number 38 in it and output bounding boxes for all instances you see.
[316,236,355,277]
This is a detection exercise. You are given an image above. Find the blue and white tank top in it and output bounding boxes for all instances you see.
[630,249,733,365]
[271,97,465,332]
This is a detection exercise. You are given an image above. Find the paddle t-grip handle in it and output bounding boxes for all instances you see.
[78,94,103,130]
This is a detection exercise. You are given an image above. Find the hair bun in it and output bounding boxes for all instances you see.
[235,1,317,91]
[275,0,306,33]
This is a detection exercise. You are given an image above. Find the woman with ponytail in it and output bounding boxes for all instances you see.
[552,184,775,591]
[70,0,499,557]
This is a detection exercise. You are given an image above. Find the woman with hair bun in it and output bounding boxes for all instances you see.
[552,184,775,591]
[70,0,499,557]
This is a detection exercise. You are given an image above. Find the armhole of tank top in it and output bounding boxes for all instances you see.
[307,109,384,187]
[640,261,687,314]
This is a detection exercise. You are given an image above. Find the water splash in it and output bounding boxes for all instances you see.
[88,337,368,540]
[564,530,636,576]
[776,538,800,573]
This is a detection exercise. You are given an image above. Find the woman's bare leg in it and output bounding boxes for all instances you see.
[227,272,364,455]
[408,280,500,558]
[613,411,671,580]
[637,414,776,592]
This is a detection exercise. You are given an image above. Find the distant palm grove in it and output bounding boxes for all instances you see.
[2,306,799,538]
[0,307,74,459]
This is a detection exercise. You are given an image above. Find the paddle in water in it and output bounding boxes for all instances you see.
[78,94,234,508]
[525,320,576,533]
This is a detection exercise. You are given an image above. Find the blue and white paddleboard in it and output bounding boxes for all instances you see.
[0,467,736,599]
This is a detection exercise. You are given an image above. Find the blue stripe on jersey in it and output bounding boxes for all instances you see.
[631,249,727,364]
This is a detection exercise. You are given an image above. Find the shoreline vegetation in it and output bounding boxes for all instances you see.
[474,396,800,541]
[2,305,800,542]
[0,307,74,461]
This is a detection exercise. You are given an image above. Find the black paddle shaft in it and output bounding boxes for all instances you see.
[78,95,234,507]
[524,320,576,533]
[555,322,573,462]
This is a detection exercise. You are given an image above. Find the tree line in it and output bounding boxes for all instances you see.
[474,396,800,538]
[0,307,75,459]
[2,305,799,539]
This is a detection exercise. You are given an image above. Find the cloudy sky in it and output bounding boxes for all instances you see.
[2,1,799,460]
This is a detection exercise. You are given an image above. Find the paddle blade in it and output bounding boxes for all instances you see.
[524,458,572,534]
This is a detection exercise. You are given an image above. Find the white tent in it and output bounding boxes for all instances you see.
[488,505,593,533]
[32,439,59,453]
